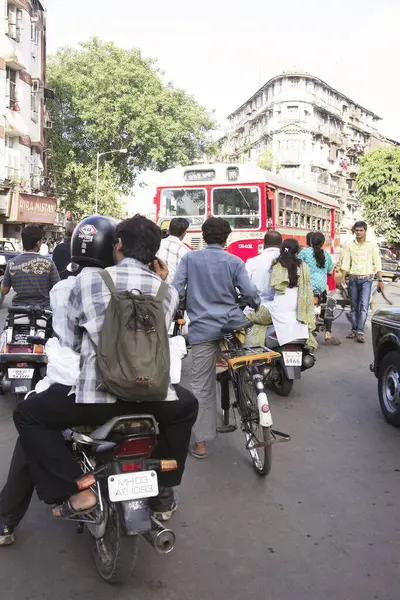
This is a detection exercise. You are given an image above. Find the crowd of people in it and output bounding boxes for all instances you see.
[0,215,384,548]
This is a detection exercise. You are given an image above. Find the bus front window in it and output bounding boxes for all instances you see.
[161,188,206,228]
[212,187,260,229]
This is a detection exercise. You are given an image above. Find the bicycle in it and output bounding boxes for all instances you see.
[216,319,291,477]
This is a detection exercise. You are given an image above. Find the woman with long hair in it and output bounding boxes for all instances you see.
[252,238,316,349]
[299,232,340,345]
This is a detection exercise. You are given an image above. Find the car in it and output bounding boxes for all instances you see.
[379,247,400,281]
[371,307,400,425]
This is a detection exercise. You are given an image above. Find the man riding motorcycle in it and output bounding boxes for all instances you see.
[0,216,114,545]
[8,215,198,536]
[1,225,60,309]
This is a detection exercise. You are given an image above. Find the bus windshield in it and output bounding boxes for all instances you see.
[212,187,260,229]
[161,188,206,228]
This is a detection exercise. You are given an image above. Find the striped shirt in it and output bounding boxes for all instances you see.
[64,258,179,404]
[157,236,190,284]
[341,240,382,276]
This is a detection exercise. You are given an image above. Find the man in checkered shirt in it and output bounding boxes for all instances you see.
[13,216,198,522]
[157,217,191,284]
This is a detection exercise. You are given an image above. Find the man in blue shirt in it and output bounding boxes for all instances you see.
[173,217,259,459]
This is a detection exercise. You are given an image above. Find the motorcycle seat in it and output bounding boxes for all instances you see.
[221,320,253,335]
[83,414,158,441]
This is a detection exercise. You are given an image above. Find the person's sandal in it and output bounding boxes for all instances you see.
[346,332,357,339]
[325,336,341,346]
[356,334,365,344]
[52,496,97,519]
[189,443,207,459]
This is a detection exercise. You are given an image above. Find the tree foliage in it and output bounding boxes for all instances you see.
[47,38,216,220]
[357,147,400,242]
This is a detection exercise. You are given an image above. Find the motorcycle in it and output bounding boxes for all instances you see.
[264,327,316,396]
[62,415,177,584]
[0,305,52,401]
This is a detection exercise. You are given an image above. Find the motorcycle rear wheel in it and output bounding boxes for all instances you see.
[271,364,294,397]
[92,508,139,584]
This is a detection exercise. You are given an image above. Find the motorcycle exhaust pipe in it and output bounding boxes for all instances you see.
[142,517,176,554]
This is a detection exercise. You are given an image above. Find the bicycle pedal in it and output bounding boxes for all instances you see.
[217,425,237,433]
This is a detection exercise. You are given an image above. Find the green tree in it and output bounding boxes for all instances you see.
[357,147,400,242]
[47,38,215,219]
[257,147,279,172]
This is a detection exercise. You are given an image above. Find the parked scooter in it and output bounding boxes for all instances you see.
[0,305,52,401]
[263,326,316,396]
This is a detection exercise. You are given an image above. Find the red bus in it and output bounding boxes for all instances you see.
[155,163,340,262]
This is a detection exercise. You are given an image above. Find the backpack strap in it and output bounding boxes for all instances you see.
[98,270,117,293]
[155,281,169,302]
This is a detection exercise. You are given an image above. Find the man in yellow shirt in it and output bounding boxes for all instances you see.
[341,221,384,343]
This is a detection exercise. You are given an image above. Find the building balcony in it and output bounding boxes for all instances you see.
[279,151,302,165]
[317,181,344,197]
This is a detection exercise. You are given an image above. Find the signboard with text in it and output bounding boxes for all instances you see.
[15,194,57,224]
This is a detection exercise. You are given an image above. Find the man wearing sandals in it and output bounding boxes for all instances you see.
[341,221,384,344]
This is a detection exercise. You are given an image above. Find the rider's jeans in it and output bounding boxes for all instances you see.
[191,340,220,443]
[13,383,198,505]
[348,277,373,334]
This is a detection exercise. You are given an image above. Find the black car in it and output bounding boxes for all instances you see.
[371,308,400,425]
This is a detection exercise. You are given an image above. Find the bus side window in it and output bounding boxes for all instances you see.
[266,188,274,222]
[286,194,293,227]
[294,196,300,228]
[300,199,306,228]
[306,202,312,229]
[278,192,285,226]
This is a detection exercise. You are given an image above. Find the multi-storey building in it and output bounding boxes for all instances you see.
[0,0,59,241]
[219,70,398,237]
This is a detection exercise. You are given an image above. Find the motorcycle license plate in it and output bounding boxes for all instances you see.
[8,368,34,379]
[282,351,302,367]
[107,470,159,503]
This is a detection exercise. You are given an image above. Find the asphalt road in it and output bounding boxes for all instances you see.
[0,293,400,600]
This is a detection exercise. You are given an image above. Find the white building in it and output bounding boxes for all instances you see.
[0,0,59,240]
[219,71,399,237]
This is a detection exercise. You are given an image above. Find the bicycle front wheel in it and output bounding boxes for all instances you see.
[235,368,272,477]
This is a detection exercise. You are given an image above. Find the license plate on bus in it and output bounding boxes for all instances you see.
[282,351,302,367]
[8,368,34,379]
[107,471,159,503]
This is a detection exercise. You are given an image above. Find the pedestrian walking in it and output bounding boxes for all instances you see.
[341,221,384,343]
[157,217,190,284]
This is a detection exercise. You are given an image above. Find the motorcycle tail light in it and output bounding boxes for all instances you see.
[6,345,33,354]
[160,460,178,472]
[114,437,153,458]
[285,345,300,351]
[16,362,28,367]
[121,461,144,473]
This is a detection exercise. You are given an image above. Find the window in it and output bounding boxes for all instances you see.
[287,105,299,120]
[278,192,285,226]
[31,91,39,122]
[285,194,293,227]
[6,67,17,109]
[31,23,39,44]
[300,199,307,228]
[212,187,260,230]
[161,188,206,228]
[290,78,300,88]
[8,6,23,42]
[5,135,20,179]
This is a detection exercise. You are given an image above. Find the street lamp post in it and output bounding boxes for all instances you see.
[95,148,128,214]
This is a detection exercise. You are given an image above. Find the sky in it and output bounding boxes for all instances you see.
[47,0,400,141]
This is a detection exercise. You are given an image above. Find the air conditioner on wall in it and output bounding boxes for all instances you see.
[32,80,40,93]
[44,120,53,129]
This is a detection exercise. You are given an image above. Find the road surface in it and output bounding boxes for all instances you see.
[0,295,399,600]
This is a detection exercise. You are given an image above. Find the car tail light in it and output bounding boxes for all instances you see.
[285,345,300,351]
[114,437,153,458]
[16,362,28,367]
[121,461,144,473]
[34,345,44,354]
[6,345,33,354]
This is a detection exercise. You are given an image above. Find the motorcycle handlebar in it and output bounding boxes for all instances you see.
[7,306,53,318]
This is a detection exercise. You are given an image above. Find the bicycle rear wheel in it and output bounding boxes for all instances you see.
[235,368,272,477]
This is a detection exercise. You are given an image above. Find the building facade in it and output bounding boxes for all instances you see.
[219,71,398,237]
[0,0,59,242]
